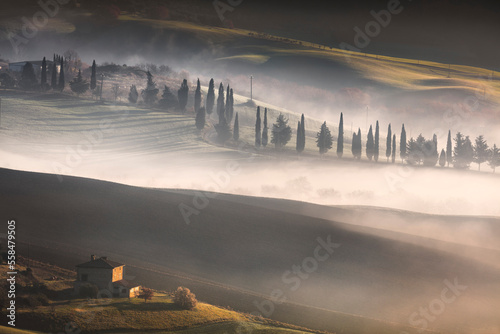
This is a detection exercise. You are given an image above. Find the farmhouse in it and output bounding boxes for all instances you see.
[74,255,140,298]
[9,60,52,71]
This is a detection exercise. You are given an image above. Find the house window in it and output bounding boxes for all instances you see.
[121,289,126,293]
[81,274,88,281]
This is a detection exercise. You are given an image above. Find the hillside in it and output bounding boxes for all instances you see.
[0,258,318,334]
[91,15,500,143]
[0,168,498,333]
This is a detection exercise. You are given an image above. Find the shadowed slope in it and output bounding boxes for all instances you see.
[0,168,499,333]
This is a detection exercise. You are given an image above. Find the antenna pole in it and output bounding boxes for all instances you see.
[250,75,253,101]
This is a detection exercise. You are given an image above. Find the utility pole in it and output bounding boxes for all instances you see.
[250,75,253,101]
[365,105,368,133]
[100,74,104,101]
[0,97,2,128]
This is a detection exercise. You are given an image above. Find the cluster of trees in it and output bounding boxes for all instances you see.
[16,55,66,92]
[9,57,500,174]
[190,77,237,143]
[128,71,200,113]
[10,51,89,95]
[344,117,500,171]
[243,107,500,172]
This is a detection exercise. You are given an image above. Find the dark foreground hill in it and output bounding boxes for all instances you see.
[0,168,499,333]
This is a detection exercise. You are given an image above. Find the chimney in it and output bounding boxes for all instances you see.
[91,254,96,261]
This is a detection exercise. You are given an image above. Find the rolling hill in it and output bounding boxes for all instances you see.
[1,167,498,333]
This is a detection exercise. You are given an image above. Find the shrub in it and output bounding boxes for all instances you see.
[0,72,16,88]
[174,287,197,310]
[79,283,98,299]
[69,70,89,95]
[128,84,138,103]
[19,293,48,309]
[137,287,154,302]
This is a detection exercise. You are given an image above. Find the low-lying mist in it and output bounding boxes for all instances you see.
[2,146,499,218]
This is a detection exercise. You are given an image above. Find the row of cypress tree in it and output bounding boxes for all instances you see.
[246,109,500,171]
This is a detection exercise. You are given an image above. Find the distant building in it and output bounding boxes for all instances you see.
[74,255,140,298]
[8,60,56,74]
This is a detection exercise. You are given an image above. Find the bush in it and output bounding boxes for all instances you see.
[174,287,197,310]
[214,120,232,143]
[79,283,98,299]
[19,293,48,309]
[69,70,89,95]
[137,287,154,302]
[128,84,138,103]
[0,72,16,88]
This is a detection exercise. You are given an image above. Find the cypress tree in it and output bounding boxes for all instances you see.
[255,106,261,147]
[439,149,446,167]
[194,78,201,112]
[453,132,474,169]
[296,121,302,153]
[432,134,438,160]
[178,79,189,111]
[446,130,452,167]
[400,124,407,163]
[489,144,500,172]
[337,112,343,158]
[195,106,206,130]
[90,60,96,91]
[69,69,89,95]
[230,89,234,121]
[374,120,379,162]
[214,115,231,143]
[58,58,65,92]
[316,121,333,155]
[473,135,489,171]
[300,114,305,151]
[225,88,234,123]
[41,57,47,90]
[19,62,38,90]
[271,113,292,149]
[262,108,268,147]
[217,82,225,118]
[386,123,392,162]
[206,79,215,115]
[366,125,374,161]
[142,72,159,105]
[51,54,57,89]
[356,128,362,159]
[392,134,396,163]
[128,85,138,103]
[225,84,230,119]
[352,132,357,158]
[233,112,239,141]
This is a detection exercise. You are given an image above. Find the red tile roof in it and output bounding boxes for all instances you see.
[76,257,123,269]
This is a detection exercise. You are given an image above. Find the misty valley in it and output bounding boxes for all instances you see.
[0,1,499,334]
